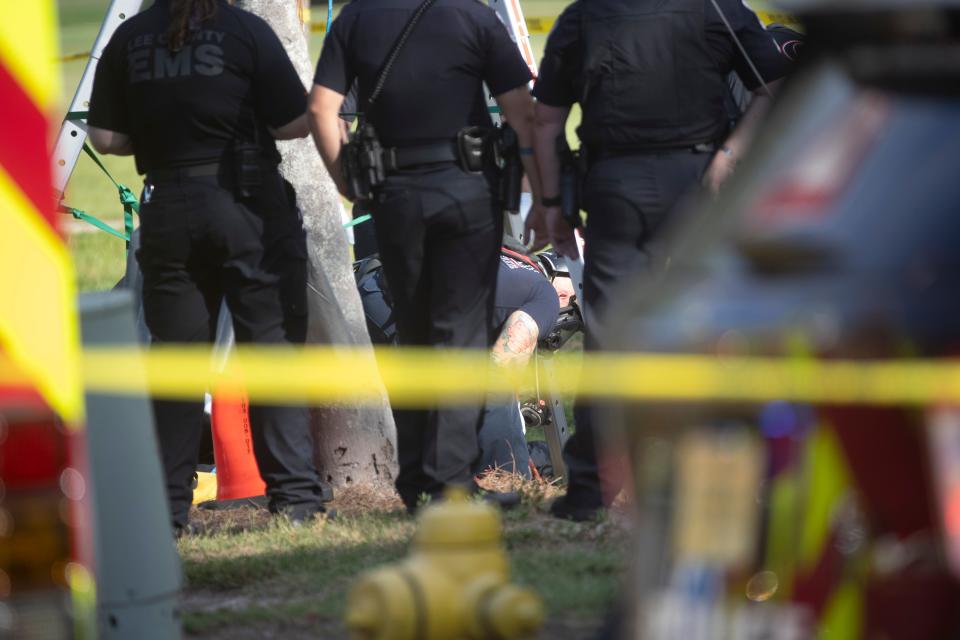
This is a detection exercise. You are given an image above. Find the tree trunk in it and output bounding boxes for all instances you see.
[235,0,397,489]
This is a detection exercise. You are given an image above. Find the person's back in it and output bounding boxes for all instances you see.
[312,0,538,512]
[316,0,528,147]
[91,0,303,173]
[578,0,729,150]
[531,0,794,521]
[88,0,326,533]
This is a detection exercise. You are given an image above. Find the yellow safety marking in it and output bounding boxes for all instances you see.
[763,472,799,600]
[67,346,960,406]
[819,579,863,640]
[0,166,83,424]
[0,1,59,108]
[799,424,852,571]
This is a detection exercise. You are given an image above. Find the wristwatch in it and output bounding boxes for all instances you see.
[541,195,562,207]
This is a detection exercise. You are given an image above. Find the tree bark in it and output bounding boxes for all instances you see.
[235,0,397,489]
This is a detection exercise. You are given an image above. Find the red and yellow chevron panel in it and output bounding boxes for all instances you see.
[0,1,83,424]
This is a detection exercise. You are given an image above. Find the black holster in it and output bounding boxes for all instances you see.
[234,140,262,199]
[497,124,523,213]
[456,126,489,173]
[557,135,583,228]
[343,122,387,203]
[455,126,521,212]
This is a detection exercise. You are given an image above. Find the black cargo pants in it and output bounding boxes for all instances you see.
[563,150,712,507]
[370,164,502,510]
[137,169,324,528]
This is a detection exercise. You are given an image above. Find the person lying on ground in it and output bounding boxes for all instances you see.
[355,237,577,477]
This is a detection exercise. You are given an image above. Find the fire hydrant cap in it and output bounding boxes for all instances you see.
[488,587,545,638]
[346,571,419,640]
[345,584,385,637]
[415,487,502,547]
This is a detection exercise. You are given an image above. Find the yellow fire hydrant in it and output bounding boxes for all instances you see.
[345,487,544,640]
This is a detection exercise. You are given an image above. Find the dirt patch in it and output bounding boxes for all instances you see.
[329,482,405,514]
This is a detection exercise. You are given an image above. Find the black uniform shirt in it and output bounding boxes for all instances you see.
[534,0,791,109]
[313,0,532,148]
[88,0,306,174]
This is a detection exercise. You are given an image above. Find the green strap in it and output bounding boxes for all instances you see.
[82,143,121,188]
[118,184,138,246]
[61,112,135,242]
[344,214,372,229]
[63,206,129,241]
[80,143,139,250]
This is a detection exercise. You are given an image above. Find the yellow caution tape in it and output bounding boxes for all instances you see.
[59,12,796,60]
[61,345,960,407]
[757,11,801,27]
[309,12,794,35]
[58,51,91,62]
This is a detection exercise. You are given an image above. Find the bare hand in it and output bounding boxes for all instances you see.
[703,150,737,195]
[523,203,550,252]
[545,206,578,258]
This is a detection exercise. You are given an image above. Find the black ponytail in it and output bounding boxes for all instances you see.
[167,0,219,52]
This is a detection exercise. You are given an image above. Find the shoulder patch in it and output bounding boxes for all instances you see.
[500,255,538,272]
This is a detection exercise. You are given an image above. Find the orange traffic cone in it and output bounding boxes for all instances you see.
[210,388,266,501]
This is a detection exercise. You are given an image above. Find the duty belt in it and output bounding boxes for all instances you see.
[382,141,460,172]
[146,162,222,183]
[589,142,720,162]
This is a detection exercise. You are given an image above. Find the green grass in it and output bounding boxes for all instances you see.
[178,497,626,638]
[66,230,128,291]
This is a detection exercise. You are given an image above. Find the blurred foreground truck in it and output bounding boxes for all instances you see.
[611,1,960,638]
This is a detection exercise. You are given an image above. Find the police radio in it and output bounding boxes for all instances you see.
[234,140,262,199]
[556,135,583,229]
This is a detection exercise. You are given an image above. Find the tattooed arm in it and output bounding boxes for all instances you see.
[491,310,541,368]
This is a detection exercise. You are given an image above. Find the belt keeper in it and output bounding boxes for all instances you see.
[383,148,398,172]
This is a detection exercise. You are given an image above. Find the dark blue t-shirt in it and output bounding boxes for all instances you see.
[359,251,560,344]
[494,254,560,337]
